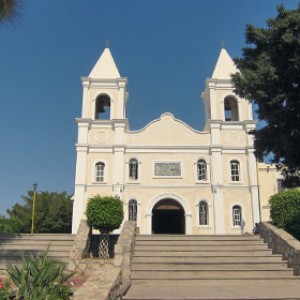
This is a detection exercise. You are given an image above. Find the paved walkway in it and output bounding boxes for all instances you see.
[72,258,121,300]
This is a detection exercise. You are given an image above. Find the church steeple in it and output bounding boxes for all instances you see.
[202,48,253,127]
[80,46,128,120]
[212,48,239,80]
[89,47,121,79]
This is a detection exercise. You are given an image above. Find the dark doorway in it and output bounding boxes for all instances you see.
[152,199,185,234]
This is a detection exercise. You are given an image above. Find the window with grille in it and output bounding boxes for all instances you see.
[197,159,207,181]
[232,205,242,226]
[128,199,137,221]
[95,162,105,182]
[129,159,138,180]
[230,160,240,181]
[199,201,208,225]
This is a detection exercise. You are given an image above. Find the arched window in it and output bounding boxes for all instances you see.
[230,160,240,181]
[129,158,138,180]
[95,162,105,182]
[224,96,239,121]
[95,94,111,120]
[197,159,207,181]
[128,199,137,221]
[232,205,242,226]
[199,201,208,225]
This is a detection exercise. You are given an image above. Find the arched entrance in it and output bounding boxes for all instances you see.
[152,199,185,234]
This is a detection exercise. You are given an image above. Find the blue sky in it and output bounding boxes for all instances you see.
[0,0,298,215]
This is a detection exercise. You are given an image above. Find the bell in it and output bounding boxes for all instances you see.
[224,99,231,111]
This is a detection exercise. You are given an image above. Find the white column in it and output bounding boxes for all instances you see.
[248,150,261,225]
[117,80,126,119]
[113,121,126,186]
[72,120,89,234]
[208,82,217,119]
[210,119,224,234]
[211,148,224,234]
[146,213,152,234]
[81,81,89,118]
[72,146,88,233]
[185,214,192,234]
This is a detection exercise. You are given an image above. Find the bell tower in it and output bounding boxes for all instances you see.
[202,48,260,234]
[80,46,128,121]
[72,46,128,233]
[202,47,253,126]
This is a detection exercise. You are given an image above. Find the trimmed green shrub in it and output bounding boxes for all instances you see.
[86,195,123,232]
[270,188,300,240]
[86,195,124,258]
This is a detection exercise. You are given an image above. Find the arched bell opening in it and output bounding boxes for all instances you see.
[95,94,111,120]
[224,96,239,121]
[152,199,185,234]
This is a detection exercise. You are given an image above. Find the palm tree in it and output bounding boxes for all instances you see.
[0,0,21,23]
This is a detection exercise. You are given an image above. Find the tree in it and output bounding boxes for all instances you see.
[86,195,123,258]
[0,191,73,233]
[269,189,300,240]
[0,215,22,233]
[0,0,22,23]
[231,4,300,187]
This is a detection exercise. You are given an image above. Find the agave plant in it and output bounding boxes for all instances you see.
[6,247,74,300]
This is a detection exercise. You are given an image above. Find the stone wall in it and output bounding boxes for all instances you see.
[71,220,136,300]
[114,221,137,295]
[260,222,300,275]
[69,219,91,271]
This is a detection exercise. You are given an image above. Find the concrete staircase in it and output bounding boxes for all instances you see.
[0,233,75,274]
[124,234,300,300]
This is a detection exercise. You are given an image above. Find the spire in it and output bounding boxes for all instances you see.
[212,48,239,80]
[89,47,121,78]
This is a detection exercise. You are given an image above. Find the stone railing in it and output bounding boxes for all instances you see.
[69,219,91,271]
[260,222,300,275]
[114,221,137,295]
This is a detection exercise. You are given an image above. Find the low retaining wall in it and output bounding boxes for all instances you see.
[114,221,137,295]
[69,219,91,271]
[70,220,137,299]
[260,222,300,275]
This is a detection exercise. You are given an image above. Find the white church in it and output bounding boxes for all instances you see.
[72,47,280,235]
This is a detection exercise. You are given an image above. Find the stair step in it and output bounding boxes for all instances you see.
[124,283,300,300]
[0,244,73,251]
[134,244,268,251]
[132,255,284,263]
[133,250,272,256]
[0,234,75,241]
[130,277,300,286]
[0,250,70,257]
[0,240,74,246]
[135,240,265,245]
[136,234,261,240]
[0,257,70,267]
[132,263,289,270]
[131,269,294,279]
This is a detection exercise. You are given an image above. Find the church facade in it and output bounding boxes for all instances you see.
[72,47,280,235]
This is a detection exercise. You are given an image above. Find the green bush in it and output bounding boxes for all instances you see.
[86,195,124,232]
[270,188,300,240]
[6,247,74,299]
